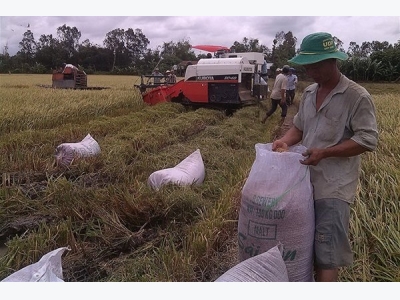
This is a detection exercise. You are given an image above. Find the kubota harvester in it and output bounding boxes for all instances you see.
[135,48,269,111]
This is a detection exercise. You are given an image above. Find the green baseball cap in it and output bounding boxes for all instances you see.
[289,32,348,65]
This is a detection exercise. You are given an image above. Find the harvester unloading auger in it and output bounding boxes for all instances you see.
[134,46,269,112]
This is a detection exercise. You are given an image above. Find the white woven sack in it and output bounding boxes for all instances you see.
[1,247,70,282]
[55,133,101,166]
[148,149,205,190]
[215,244,289,282]
[238,143,315,282]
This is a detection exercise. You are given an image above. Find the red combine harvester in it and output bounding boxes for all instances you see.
[52,64,88,89]
[134,45,269,111]
[46,64,109,90]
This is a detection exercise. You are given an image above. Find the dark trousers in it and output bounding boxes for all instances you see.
[286,89,295,105]
[266,98,287,118]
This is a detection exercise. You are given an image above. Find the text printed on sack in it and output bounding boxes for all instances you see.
[238,232,298,261]
[246,204,286,220]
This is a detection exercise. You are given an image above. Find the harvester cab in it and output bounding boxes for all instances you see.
[134,48,269,111]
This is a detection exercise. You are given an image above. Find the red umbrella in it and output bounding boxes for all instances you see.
[191,45,230,52]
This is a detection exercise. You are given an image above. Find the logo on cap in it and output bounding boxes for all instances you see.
[323,38,335,51]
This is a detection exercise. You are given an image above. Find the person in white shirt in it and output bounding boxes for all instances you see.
[286,68,298,106]
[261,65,289,123]
[170,70,177,84]
[165,70,177,84]
[261,59,268,81]
[151,68,163,85]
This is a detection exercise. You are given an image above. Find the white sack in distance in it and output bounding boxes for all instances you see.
[148,149,205,190]
[1,247,70,282]
[55,133,101,167]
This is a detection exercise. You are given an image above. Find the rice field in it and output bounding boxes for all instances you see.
[0,74,399,283]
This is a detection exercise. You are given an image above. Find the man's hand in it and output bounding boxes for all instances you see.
[272,140,288,152]
[300,148,325,166]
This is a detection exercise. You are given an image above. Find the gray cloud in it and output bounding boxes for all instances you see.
[1,16,399,56]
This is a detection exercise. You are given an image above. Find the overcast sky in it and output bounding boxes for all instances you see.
[1,1,399,57]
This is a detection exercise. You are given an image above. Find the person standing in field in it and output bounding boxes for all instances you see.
[272,32,379,282]
[165,70,177,84]
[169,70,177,84]
[261,65,289,123]
[286,67,298,106]
[151,68,163,85]
[261,59,268,82]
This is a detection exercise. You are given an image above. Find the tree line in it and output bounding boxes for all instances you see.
[1,24,399,82]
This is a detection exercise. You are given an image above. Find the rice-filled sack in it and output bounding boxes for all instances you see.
[1,247,70,282]
[215,244,288,282]
[55,133,101,167]
[238,143,314,282]
[148,149,205,190]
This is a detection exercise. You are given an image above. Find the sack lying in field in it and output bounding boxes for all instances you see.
[148,149,205,190]
[238,143,315,282]
[55,133,101,167]
[215,244,288,282]
[1,247,70,282]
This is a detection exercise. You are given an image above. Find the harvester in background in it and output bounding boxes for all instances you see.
[45,64,108,90]
[134,45,270,112]
[52,64,88,89]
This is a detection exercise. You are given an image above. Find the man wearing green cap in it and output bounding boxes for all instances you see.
[272,32,378,282]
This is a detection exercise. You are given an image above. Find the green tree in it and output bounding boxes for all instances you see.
[0,42,15,73]
[104,28,125,71]
[332,36,345,53]
[365,59,385,81]
[17,30,36,69]
[230,37,270,54]
[157,39,197,72]
[124,28,150,62]
[342,40,400,81]
[78,39,112,73]
[35,34,62,70]
[370,46,400,81]
[160,39,196,60]
[57,24,81,62]
[371,40,391,52]
[174,39,196,61]
[271,31,297,70]
[103,28,149,73]
[347,41,362,58]
[139,48,162,74]
[0,53,12,73]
